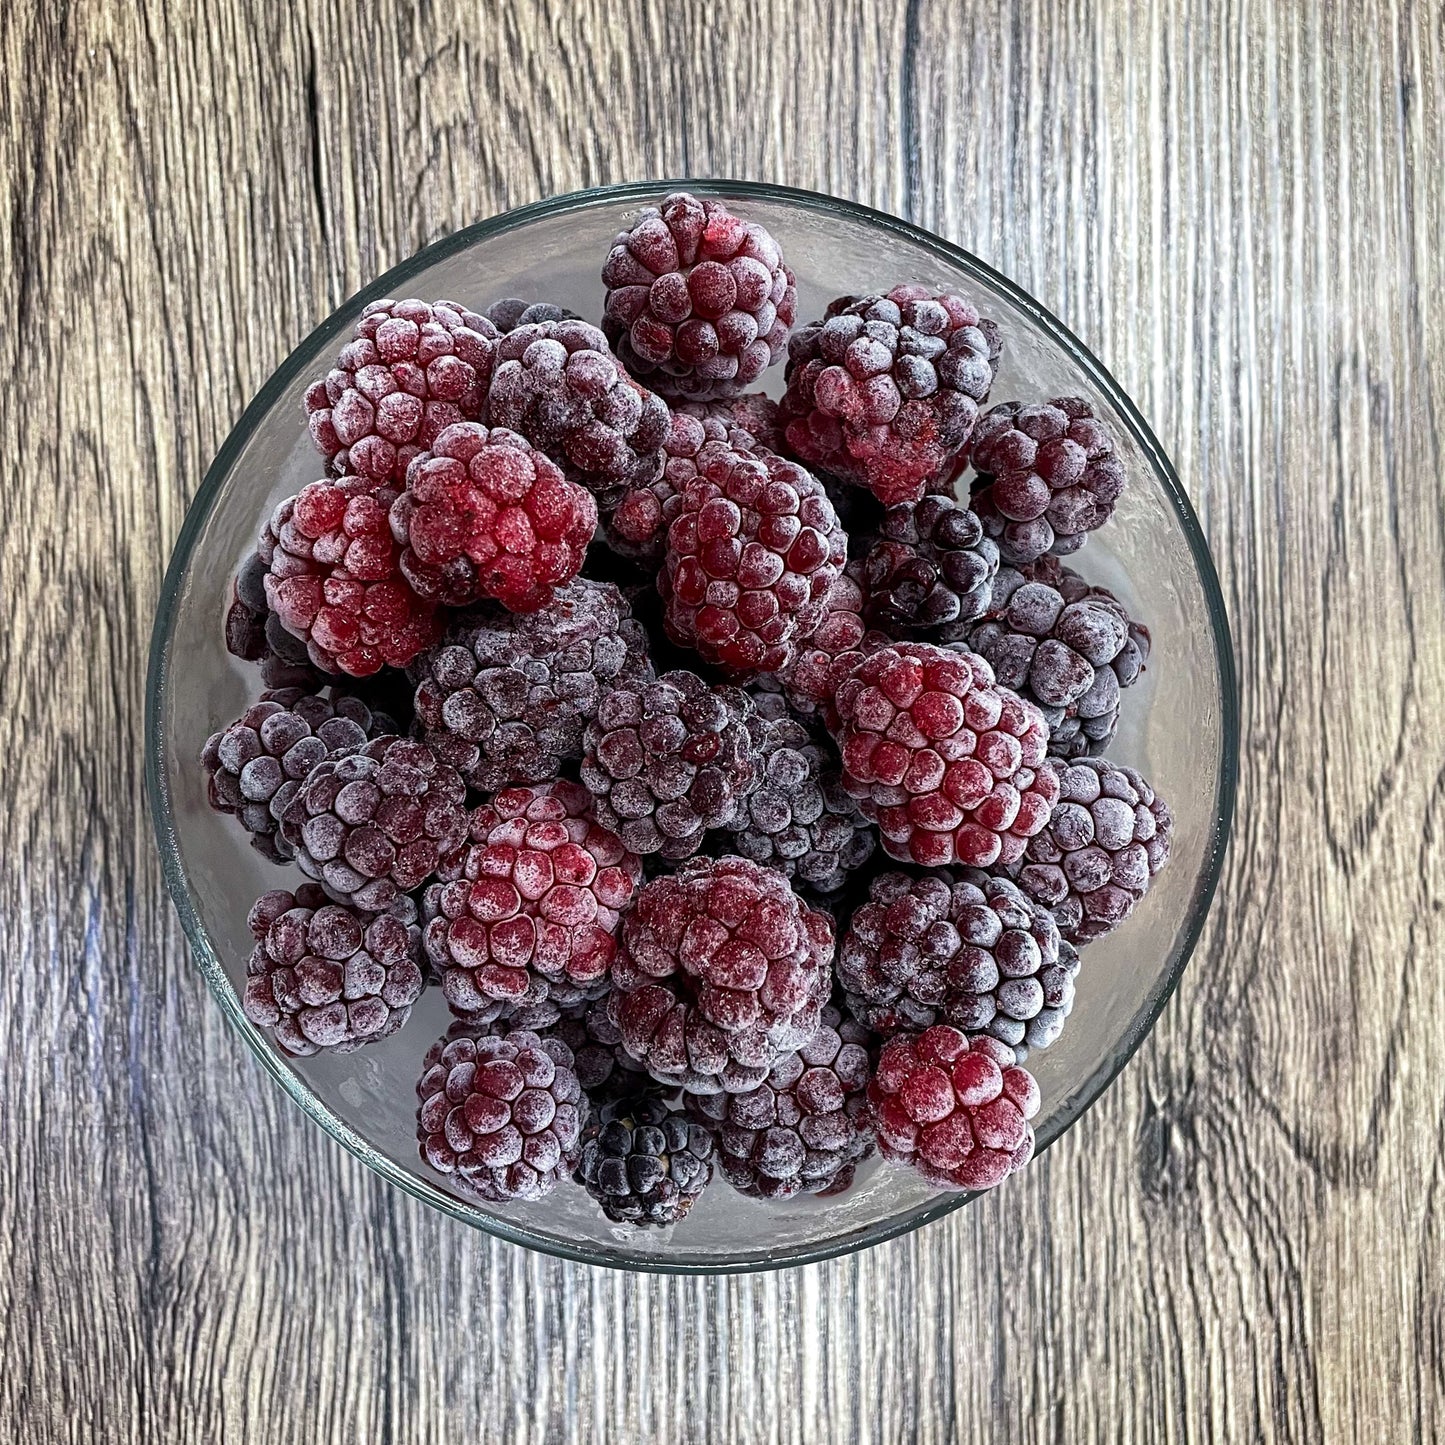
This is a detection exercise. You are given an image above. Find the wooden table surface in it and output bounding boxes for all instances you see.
[4,2,1442,1441]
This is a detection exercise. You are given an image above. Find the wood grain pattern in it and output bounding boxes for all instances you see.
[2,1,1442,1440]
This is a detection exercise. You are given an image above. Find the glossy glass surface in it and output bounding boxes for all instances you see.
[147,181,1238,1272]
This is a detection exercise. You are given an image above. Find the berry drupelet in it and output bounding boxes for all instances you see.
[608,855,834,1095]
[575,1093,716,1225]
[305,298,497,485]
[780,286,1001,505]
[279,734,468,911]
[243,884,424,1055]
[1014,757,1172,943]
[416,1026,587,1202]
[833,642,1058,869]
[868,1025,1039,1191]
[968,563,1148,758]
[389,422,597,611]
[968,396,1127,564]
[486,318,671,514]
[412,577,649,793]
[422,781,642,1018]
[580,670,763,860]
[661,445,846,676]
[602,191,797,400]
[484,298,581,332]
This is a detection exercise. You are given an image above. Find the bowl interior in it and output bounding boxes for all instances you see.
[149,182,1235,1271]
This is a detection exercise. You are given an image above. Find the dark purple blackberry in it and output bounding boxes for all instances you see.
[780,285,1001,505]
[243,884,423,1055]
[484,298,581,332]
[968,563,1149,757]
[861,493,1000,637]
[575,1093,716,1225]
[969,396,1127,564]
[278,735,468,910]
[412,578,650,791]
[550,995,650,1102]
[579,670,763,860]
[727,706,876,893]
[416,1025,587,1202]
[225,551,271,661]
[486,318,671,513]
[1015,757,1173,943]
[608,856,834,1095]
[685,1007,875,1198]
[601,191,797,400]
[837,868,1073,1055]
[201,691,392,861]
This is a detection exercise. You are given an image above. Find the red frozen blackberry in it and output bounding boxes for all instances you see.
[550,996,650,1102]
[422,781,642,1018]
[389,422,597,611]
[305,298,497,484]
[727,708,876,894]
[243,884,423,1055]
[416,1025,586,1202]
[575,1093,716,1225]
[607,402,766,562]
[1014,757,1173,943]
[608,856,834,1094]
[837,868,1077,1056]
[968,397,1127,564]
[868,1025,1039,1191]
[279,735,468,910]
[486,318,671,513]
[201,690,392,861]
[660,446,846,676]
[862,493,1000,637]
[834,642,1058,869]
[780,286,1001,505]
[260,477,440,676]
[601,192,797,400]
[484,298,581,332]
[685,1006,874,1198]
[968,563,1149,758]
[580,671,763,860]
[412,577,649,791]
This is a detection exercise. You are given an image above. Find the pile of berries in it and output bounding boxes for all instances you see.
[204,190,1178,1231]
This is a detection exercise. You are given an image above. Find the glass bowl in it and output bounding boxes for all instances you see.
[147,180,1237,1273]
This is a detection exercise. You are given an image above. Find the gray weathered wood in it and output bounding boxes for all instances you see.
[2,1,1442,1441]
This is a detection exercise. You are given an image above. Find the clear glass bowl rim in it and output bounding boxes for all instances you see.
[146,178,1239,1274]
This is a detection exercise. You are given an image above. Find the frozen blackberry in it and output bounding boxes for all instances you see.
[580,670,763,860]
[416,1025,586,1202]
[550,995,650,1102]
[412,577,650,792]
[602,192,797,400]
[661,446,846,676]
[389,422,597,611]
[201,690,392,862]
[837,869,1077,1056]
[609,856,834,1094]
[484,298,581,332]
[969,397,1127,564]
[225,551,271,661]
[862,493,1000,637]
[780,285,1001,505]
[607,403,766,563]
[1014,757,1173,943]
[834,642,1058,868]
[243,885,423,1055]
[685,1006,874,1198]
[868,1025,1039,1191]
[279,735,468,910]
[575,1093,716,1225]
[968,564,1148,757]
[422,781,642,1018]
[260,477,440,676]
[305,298,497,484]
[727,710,875,893]
[486,318,671,513]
